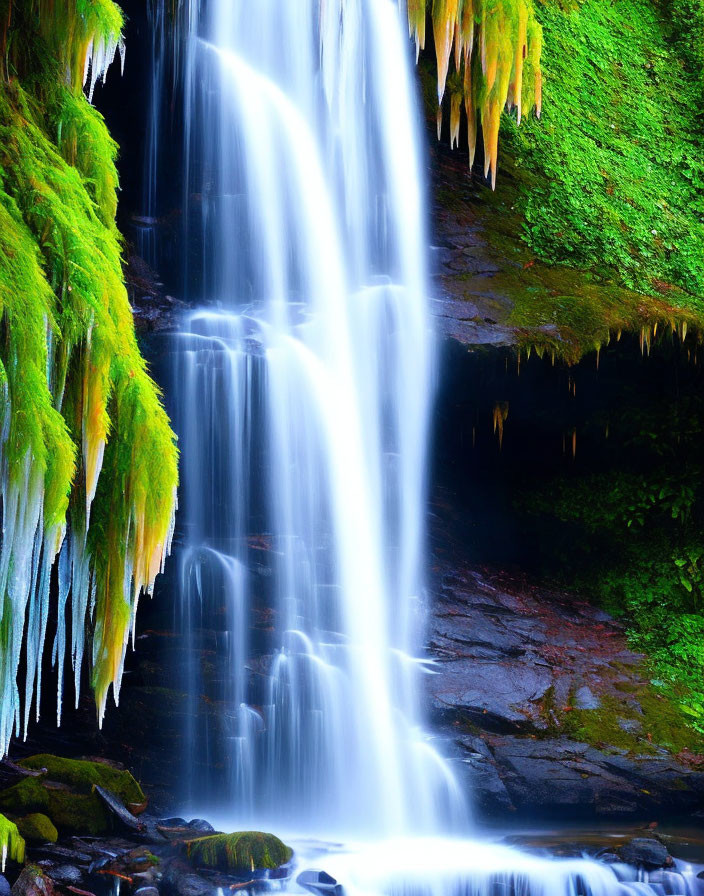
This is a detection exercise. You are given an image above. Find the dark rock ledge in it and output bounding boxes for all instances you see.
[427,496,704,821]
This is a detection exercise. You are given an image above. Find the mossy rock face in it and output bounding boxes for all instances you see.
[0,756,146,836]
[15,813,58,844]
[0,777,109,836]
[186,832,293,873]
[18,755,146,811]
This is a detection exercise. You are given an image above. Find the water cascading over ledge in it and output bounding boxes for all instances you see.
[169,0,466,836]
[0,0,178,798]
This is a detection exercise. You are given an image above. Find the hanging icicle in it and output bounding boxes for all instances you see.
[410,0,543,188]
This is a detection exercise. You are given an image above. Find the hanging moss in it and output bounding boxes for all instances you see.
[410,0,543,186]
[0,0,178,750]
[0,813,24,869]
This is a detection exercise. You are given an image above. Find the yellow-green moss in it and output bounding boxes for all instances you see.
[0,813,25,866]
[0,777,110,836]
[186,833,293,873]
[0,0,178,744]
[18,755,146,809]
[15,813,58,844]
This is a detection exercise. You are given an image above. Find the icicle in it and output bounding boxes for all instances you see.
[432,0,460,103]
[493,401,509,449]
[415,0,542,182]
[450,92,461,149]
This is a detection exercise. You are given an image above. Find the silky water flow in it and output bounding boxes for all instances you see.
[149,1,704,894]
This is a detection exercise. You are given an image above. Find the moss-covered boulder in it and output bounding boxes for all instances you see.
[185,832,293,873]
[14,813,58,844]
[0,756,146,837]
[0,778,109,836]
[18,756,146,812]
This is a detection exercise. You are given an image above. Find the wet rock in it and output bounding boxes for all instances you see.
[10,867,55,896]
[135,887,160,896]
[426,505,704,820]
[297,870,343,896]
[29,845,93,866]
[619,838,671,869]
[574,686,600,710]
[162,859,214,896]
[47,866,83,887]
[94,786,144,832]
[186,820,214,834]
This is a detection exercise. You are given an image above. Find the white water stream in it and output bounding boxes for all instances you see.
[158,1,704,894]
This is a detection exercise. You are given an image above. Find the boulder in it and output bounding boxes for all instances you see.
[10,868,54,896]
[17,756,146,813]
[0,756,146,837]
[185,832,293,873]
[619,838,671,869]
[46,866,83,887]
[14,815,57,844]
[297,870,343,896]
[162,859,215,896]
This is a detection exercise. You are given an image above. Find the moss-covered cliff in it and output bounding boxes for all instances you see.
[429,0,704,360]
[0,0,178,771]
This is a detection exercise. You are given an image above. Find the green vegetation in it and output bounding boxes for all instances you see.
[0,777,113,836]
[493,0,704,332]
[0,813,24,867]
[186,832,293,873]
[0,0,178,746]
[0,754,144,836]
[14,813,58,844]
[18,755,146,809]
[518,388,704,738]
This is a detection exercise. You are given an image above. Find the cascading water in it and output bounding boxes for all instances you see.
[174,0,462,836]
[149,1,704,895]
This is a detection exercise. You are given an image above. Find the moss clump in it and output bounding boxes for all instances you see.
[0,756,146,836]
[0,777,110,837]
[18,755,146,810]
[0,813,24,867]
[15,813,58,844]
[186,833,293,873]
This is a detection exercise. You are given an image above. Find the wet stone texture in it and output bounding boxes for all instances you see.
[427,494,704,821]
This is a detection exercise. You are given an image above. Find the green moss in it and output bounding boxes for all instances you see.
[186,833,293,873]
[0,0,178,741]
[494,0,704,326]
[560,690,704,757]
[15,813,58,844]
[0,777,111,836]
[0,813,25,864]
[18,755,146,809]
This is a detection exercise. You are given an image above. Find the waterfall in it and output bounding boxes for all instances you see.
[150,4,704,896]
[173,0,464,836]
